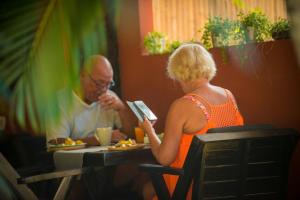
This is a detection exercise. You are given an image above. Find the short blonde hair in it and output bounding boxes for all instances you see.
[167,43,216,82]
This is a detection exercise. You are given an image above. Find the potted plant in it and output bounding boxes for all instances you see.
[201,17,236,49]
[270,18,290,40]
[238,9,271,42]
[143,31,168,54]
[166,40,182,53]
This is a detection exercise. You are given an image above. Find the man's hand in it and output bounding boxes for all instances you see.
[111,129,128,143]
[81,136,100,146]
[98,93,125,111]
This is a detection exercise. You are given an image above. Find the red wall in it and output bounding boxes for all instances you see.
[117,1,300,199]
[118,0,300,132]
[211,41,300,131]
[117,0,183,133]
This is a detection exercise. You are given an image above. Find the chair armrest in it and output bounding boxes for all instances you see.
[139,164,184,176]
[207,124,274,133]
[17,168,89,184]
[198,128,299,143]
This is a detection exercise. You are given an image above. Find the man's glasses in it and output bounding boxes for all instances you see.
[88,74,115,89]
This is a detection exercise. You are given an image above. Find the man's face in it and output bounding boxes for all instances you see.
[81,61,114,103]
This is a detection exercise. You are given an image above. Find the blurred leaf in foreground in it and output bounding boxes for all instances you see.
[0,0,111,134]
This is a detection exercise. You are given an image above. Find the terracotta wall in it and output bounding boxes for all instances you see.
[118,0,300,132]
[117,1,300,199]
[210,40,300,131]
[117,0,183,133]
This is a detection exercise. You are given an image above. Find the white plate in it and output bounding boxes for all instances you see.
[107,144,146,151]
[47,143,87,152]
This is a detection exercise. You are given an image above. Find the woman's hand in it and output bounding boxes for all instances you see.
[139,117,155,136]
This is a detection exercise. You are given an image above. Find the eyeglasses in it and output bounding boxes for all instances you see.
[88,74,115,89]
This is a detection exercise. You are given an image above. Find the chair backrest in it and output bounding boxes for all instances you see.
[171,135,203,199]
[192,128,299,200]
[207,124,274,133]
[0,153,38,200]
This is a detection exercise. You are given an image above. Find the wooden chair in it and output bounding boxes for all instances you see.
[0,152,88,200]
[140,135,201,200]
[140,128,298,200]
[206,124,274,133]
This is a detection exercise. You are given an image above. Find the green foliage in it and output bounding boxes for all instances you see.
[238,9,271,42]
[166,40,182,53]
[270,18,290,40]
[0,0,114,133]
[201,17,239,49]
[144,32,184,54]
[144,31,168,54]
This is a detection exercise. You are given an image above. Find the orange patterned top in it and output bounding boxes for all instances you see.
[154,89,244,200]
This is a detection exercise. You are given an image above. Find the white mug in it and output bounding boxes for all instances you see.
[95,127,112,146]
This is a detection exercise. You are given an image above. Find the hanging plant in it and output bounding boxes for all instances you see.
[143,31,168,54]
[166,40,182,53]
[270,18,290,40]
[238,9,271,42]
[201,17,237,49]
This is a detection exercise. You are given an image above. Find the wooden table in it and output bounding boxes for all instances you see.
[54,145,156,200]
[82,146,156,167]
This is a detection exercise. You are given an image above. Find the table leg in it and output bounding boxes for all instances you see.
[82,166,116,200]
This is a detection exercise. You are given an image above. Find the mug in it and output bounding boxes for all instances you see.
[95,127,112,146]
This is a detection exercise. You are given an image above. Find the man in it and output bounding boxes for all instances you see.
[46,55,147,199]
[45,55,139,199]
[46,55,135,145]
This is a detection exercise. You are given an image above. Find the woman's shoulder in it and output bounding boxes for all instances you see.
[212,86,236,96]
[211,86,236,100]
[171,97,189,108]
[169,95,206,115]
[210,85,228,94]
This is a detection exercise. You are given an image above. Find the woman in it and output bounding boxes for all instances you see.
[140,43,244,200]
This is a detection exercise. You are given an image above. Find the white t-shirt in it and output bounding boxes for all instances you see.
[46,89,122,141]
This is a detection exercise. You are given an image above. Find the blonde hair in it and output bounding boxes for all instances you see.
[167,43,216,82]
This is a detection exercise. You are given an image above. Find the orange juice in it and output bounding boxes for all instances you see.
[135,127,145,143]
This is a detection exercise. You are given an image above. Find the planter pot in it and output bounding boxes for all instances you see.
[211,34,223,47]
[272,30,290,40]
[246,27,255,42]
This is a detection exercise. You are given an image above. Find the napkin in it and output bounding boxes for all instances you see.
[53,146,108,170]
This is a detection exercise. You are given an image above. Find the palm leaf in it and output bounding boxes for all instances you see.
[0,0,111,134]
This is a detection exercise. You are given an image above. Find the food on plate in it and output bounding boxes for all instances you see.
[64,137,76,145]
[114,139,137,147]
[108,138,145,151]
[55,138,84,146]
[75,139,84,145]
[47,138,86,152]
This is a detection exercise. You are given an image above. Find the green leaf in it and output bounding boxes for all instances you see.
[0,0,115,134]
